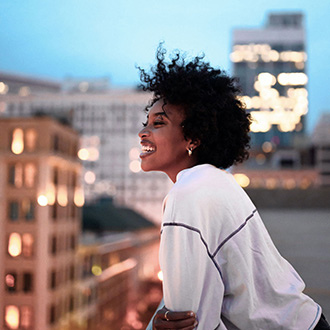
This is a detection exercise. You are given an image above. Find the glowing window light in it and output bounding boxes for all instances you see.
[20,306,32,329]
[157,271,163,282]
[57,186,68,207]
[5,305,19,329]
[283,179,296,190]
[77,148,89,160]
[278,73,308,86]
[8,233,22,257]
[24,163,36,188]
[25,129,37,151]
[11,128,24,154]
[129,160,141,173]
[84,171,96,184]
[5,274,16,288]
[251,96,261,109]
[269,50,280,61]
[74,187,85,207]
[234,174,250,188]
[256,154,266,165]
[0,82,9,94]
[22,233,33,257]
[46,183,56,205]
[14,163,23,188]
[266,178,278,190]
[88,147,99,161]
[37,195,48,206]
[258,73,276,87]
[19,86,30,97]
[241,96,252,109]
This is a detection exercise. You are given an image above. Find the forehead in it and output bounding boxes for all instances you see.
[148,100,185,121]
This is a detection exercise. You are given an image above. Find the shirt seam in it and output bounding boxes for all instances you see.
[161,222,224,279]
[212,209,258,258]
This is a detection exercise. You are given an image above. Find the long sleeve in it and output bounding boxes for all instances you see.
[159,223,225,329]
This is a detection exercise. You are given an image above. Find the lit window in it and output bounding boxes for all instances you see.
[11,128,24,154]
[8,163,23,187]
[5,305,19,329]
[22,234,34,257]
[21,306,33,329]
[9,202,19,221]
[5,273,17,292]
[25,129,37,152]
[8,233,22,257]
[24,163,37,188]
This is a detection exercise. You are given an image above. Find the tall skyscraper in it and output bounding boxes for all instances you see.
[231,13,308,149]
[0,117,83,330]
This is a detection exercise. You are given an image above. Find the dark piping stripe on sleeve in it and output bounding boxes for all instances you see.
[162,222,223,279]
[212,209,258,258]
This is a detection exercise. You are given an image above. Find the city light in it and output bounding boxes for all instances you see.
[74,187,85,207]
[5,306,19,329]
[91,265,103,276]
[157,271,163,282]
[78,148,89,160]
[5,274,16,288]
[84,171,96,184]
[8,233,22,257]
[233,174,250,188]
[37,195,48,206]
[11,128,24,154]
[46,183,56,205]
[57,186,68,207]
[0,81,9,94]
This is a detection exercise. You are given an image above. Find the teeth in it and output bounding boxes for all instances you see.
[142,145,155,152]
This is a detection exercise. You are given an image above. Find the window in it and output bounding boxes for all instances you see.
[50,271,56,290]
[51,236,57,255]
[5,305,19,329]
[8,233,22,257]
[49,304,56,324]
[20,306,33,329]
[9,202,19,221]
[22,234,33,257]
[23,273,33,292]
[8,233,34,258]
[25,129,37,152]
[8,163,23,187]
[24,163,36,188]
[22,200,34,221]
[11,128,24,154]
[5,273,17,292]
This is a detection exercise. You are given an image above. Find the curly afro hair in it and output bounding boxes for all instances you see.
[138,44,251,169]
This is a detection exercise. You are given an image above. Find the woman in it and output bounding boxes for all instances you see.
[139,45,329,329]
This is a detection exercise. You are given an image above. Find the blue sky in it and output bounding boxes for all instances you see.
[1,0,329,132]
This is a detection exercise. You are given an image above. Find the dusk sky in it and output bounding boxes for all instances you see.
[1,0,329,132]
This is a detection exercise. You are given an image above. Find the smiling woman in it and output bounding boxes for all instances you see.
[138,45,329,330]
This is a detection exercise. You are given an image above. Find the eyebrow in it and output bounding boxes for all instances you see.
[147,111,169,120]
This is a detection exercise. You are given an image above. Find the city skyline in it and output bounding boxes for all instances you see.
[1,1,330,132]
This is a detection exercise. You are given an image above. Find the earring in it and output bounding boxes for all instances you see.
[188,148,193,157]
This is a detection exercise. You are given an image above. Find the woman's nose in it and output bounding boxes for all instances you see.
[138,126,150,138]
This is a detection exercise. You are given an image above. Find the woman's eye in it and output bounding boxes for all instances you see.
[142,121,148,127]
[154,121,164,126]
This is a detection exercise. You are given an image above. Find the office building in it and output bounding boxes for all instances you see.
[231,12,308,149]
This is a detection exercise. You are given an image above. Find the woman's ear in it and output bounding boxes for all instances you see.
[186,139,200,152]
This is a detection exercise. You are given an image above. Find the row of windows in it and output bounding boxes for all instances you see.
[53,134,78,158]
[50,234,77,256]
[11,128,37,155]
[8,200,34,221]
[49,265,75,290]
[4,305,32,329]
[8,163,37,188]
[5,272,33,293]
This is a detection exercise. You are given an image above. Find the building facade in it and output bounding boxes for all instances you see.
[0,117,82,330]
[1,89,172,223]
[231,12,308,149]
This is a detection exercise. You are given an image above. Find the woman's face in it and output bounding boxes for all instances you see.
[138,100,196,182]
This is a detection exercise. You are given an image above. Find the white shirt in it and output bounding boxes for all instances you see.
[159,164,321,329]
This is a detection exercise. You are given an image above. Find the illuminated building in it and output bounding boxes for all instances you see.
[1,87,172,223]
[231,13,308,148]
[0,116,82,330]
